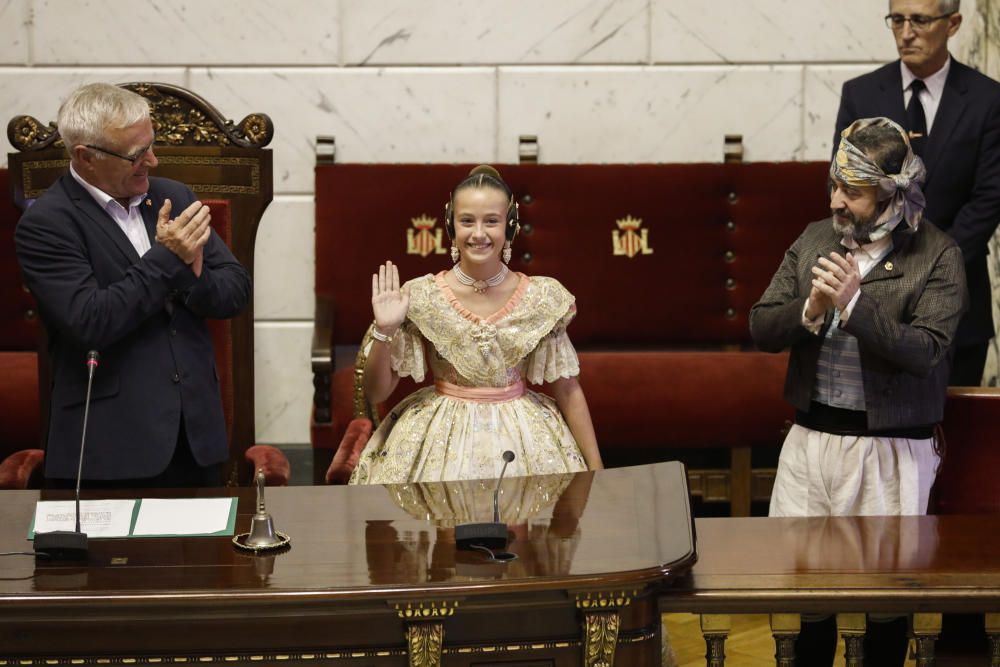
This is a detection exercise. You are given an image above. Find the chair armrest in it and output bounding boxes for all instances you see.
[0,449,45,490]
[325,418,373,484]
[245,445,291,486]
[312,294,334,424]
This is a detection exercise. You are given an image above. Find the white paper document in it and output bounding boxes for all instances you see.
[132,497,235,536]
[33,499,136,538]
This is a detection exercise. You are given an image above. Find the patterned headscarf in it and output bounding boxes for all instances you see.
[831,117,927,241]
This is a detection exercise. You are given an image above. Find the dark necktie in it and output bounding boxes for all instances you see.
[906,79,928,156]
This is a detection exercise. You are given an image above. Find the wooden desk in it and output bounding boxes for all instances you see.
[660,515,1000,664]
[0,462,695,667]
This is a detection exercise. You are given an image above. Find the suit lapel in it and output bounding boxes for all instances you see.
[139,191,159,242]
[62,174,140,264]
[922,62,969,182]
[876,63,908,127]
[861,227,912,285]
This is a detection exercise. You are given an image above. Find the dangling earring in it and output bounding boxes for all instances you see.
[502,241,512,264]
[451,245,460,263]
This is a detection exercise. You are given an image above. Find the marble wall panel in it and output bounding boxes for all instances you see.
[341,0,647,65]
[986,0,1000,78]
[188,68,497,194]
[651,0,896,64]
[498,66,803,163]
[254,195,315,321]
[651,0,985,65]
[0,0,28,65]
[0,68,187,167]
[255,322,313,444]
[32,1,338,65]
[801,65,881,160]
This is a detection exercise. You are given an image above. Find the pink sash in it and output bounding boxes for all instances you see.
[435,380,525,403]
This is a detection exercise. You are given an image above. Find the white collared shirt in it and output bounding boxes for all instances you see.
[901,56,951,133]
[802,235,894,333]
[69,164,151,256]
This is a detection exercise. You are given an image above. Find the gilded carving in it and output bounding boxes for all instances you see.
[393,600,459,619]
[8,116,61,151]
[239,114,272,146]
[583,610,620,667]
[575,589,638,610]
[9,83,274,154]
[405,622,444,667]
[155,156,261,196]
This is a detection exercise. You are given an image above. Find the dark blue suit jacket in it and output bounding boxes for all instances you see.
[834,58,1000,346]
[15,173,251,480]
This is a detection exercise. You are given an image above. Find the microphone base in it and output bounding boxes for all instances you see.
[455,522,508,551]
[34,530,88,561]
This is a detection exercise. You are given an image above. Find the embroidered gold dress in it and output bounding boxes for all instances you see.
[349,271,588,484]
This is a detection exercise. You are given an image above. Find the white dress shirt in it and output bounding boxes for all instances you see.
[69,164,151,256]
[901,56,951,133]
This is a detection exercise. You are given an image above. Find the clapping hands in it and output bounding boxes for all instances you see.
[372,261,409,334]
[809,251,861,316]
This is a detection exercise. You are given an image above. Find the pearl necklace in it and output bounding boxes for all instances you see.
[453,264,508,294]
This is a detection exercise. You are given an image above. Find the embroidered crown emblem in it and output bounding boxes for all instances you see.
[406,214,447,257]
[612,215,653,258]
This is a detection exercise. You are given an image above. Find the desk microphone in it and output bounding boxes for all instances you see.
[34,350,98,560]
[456,450,515,552]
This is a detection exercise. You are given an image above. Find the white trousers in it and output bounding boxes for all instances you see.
[769,425,940,517]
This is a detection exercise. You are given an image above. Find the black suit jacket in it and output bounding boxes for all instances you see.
[15,173,251,480]
[834,58,1000,346]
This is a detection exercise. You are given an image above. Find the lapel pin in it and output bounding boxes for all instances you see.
[884,261,894,271]
[145,199,152,207]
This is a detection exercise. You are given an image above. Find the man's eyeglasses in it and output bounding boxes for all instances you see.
[85,142,154,164]
[884,12,955,33]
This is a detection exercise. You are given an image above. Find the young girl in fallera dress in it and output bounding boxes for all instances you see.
[348,165,603,484]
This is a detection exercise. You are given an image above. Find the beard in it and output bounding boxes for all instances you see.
[831,208,879,244]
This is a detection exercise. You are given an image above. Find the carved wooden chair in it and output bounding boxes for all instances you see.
[5,82,288,486]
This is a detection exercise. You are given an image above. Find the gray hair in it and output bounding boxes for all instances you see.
[57,83,150,157]
[888,0,959,11]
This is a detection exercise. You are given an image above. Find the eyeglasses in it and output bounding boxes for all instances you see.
[84,141,154,164]
[884,12,955,32]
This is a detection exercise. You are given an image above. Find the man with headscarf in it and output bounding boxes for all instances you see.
[750,117,967,666]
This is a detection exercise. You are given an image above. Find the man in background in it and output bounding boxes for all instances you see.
[834,0,1000,385]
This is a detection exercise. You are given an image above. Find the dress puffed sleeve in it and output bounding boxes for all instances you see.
[525,304,580,384]
[388,320,428,382]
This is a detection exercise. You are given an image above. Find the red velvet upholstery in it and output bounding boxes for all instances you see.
[245,445,291,486]
[573,351,792,449]
[932,387,1000,515]
[0,169,44,488]
[0,449,44,490]
[204,200,236,444]
[325,418,373,484]
[314,163,831,347]
[0,169,41,351]
[204,200,289,485]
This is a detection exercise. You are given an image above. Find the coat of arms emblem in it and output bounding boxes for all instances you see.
[406,214,447,257]
[612,215,654,258]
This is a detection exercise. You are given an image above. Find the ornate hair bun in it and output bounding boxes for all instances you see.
[469,164,503,182]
